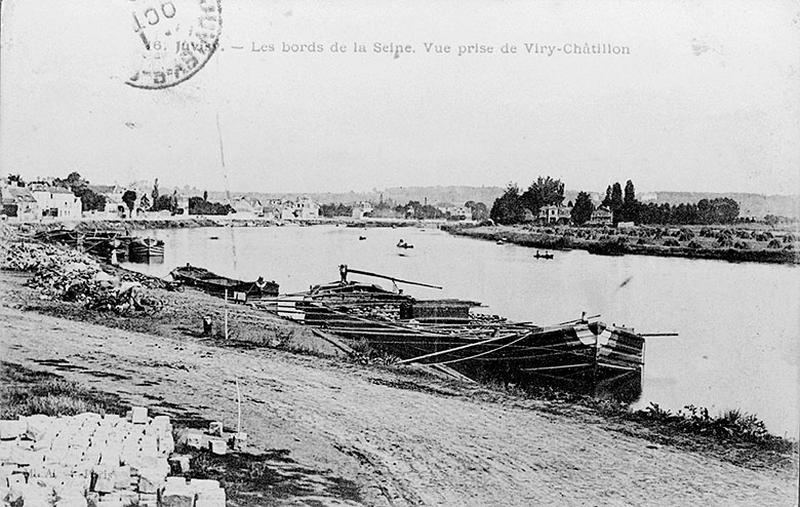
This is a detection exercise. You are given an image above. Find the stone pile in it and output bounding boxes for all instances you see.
[1,241,94,274]
[0,409,225,507]
[2,240,161,314]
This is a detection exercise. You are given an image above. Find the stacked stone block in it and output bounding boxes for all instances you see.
[0,409,225,507]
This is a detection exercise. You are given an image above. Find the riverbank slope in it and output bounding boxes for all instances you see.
[443,224,799,264]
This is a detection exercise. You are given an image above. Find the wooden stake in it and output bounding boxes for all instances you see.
[224,289,229,340]
[236,377,242,434]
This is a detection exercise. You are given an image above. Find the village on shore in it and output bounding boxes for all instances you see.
[2,173,797,265]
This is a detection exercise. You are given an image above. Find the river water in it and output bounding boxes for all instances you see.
[122,225,800,436]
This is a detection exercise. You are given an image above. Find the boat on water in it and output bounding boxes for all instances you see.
[129,238,165,263]
[170,264,279,302]
[359,236,367,241]
[534,251,554,259]
[396,239,414,249]
[257,265,646,399]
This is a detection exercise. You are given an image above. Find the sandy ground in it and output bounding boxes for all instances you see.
[1,291,797,506]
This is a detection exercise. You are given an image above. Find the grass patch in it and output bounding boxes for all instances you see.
[0,361,125,419]
[172,443,362,507]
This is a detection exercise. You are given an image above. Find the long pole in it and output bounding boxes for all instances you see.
[346,267,443,290]
[224,289,229,339]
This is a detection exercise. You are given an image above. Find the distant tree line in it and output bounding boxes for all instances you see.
[601,180,740,225]
[490,176,741,226]
[189,192,234,215]
[320,203,353,217]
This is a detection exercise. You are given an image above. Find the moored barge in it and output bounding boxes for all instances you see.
[258,265,646,399]
[170,264,279,302]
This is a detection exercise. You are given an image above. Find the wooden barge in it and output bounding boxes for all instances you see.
[129,238,164,262]
[256,265,646,400]
[170,264,279,302]
[34,229,162,264]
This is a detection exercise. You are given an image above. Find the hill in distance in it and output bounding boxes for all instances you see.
[202,186,797,219]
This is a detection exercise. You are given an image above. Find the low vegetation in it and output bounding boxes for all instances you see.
[0,362,123,419]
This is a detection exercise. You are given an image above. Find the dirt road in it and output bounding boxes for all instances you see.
[1,302,796,506]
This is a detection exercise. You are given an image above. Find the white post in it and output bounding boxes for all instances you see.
[224,289,229,340]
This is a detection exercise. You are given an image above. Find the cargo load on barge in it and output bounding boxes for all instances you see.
[255,265,646,400]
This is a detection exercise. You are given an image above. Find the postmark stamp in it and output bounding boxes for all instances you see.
[126,0,222,89]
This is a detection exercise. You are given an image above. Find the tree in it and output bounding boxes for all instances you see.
[188,196,234,215]
[151,178,159,209]
[202,190,208,202]
[610,183,623,211]
[623,180,635,205]
[519,176,565,215]
[571,192,595,225]
[152,194,174,212]
[53,171,106,212]
[467,201,489,221]
[490,184,525,225]
[122,190,137,216]
[619,179,639,223]
[6,174,25,187]
[601,185,613,208]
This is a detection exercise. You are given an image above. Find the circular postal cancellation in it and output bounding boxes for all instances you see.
[126,0,222,89]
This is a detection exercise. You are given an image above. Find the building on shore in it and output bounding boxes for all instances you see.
[438,205,471,221]
[232,196,263,217]
[1,186,40,221]
[351,201,374,220]
[588,206,614,226]
[538,205,573,225]
[281,197,320,220]
[27,183,82,220]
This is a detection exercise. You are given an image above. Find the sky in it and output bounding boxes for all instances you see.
[1,0,798,195]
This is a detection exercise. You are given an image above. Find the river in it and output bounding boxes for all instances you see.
[122,224,800,436]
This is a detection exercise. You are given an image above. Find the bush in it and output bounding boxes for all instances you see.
[663,238,680,247]
[733,241,749,250]
[767,239,781,249]
[687,240,701,249]
[716,236,734,247]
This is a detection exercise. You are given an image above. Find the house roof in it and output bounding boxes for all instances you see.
[1,186,37,204]
[28,184,74,194]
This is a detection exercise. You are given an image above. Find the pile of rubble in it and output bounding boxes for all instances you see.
[2,240,162,314]
[0,409,225,507]
[1,241,92,274]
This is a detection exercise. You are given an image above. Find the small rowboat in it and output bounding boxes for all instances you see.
[170,264,279,302]
[396,240,414,249]
[129,238,164,262]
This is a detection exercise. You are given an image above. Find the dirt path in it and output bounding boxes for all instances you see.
[1,303,796,506]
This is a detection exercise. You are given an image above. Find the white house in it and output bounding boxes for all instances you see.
[232,196,263,217]
[28,184,82,220]
[588,206,614,226]
[538,205,572,225]
[351,201,374,220]
[281,197,320,220]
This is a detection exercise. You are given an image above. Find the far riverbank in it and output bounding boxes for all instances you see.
[442,224,799,265]
[8,215,445,234]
